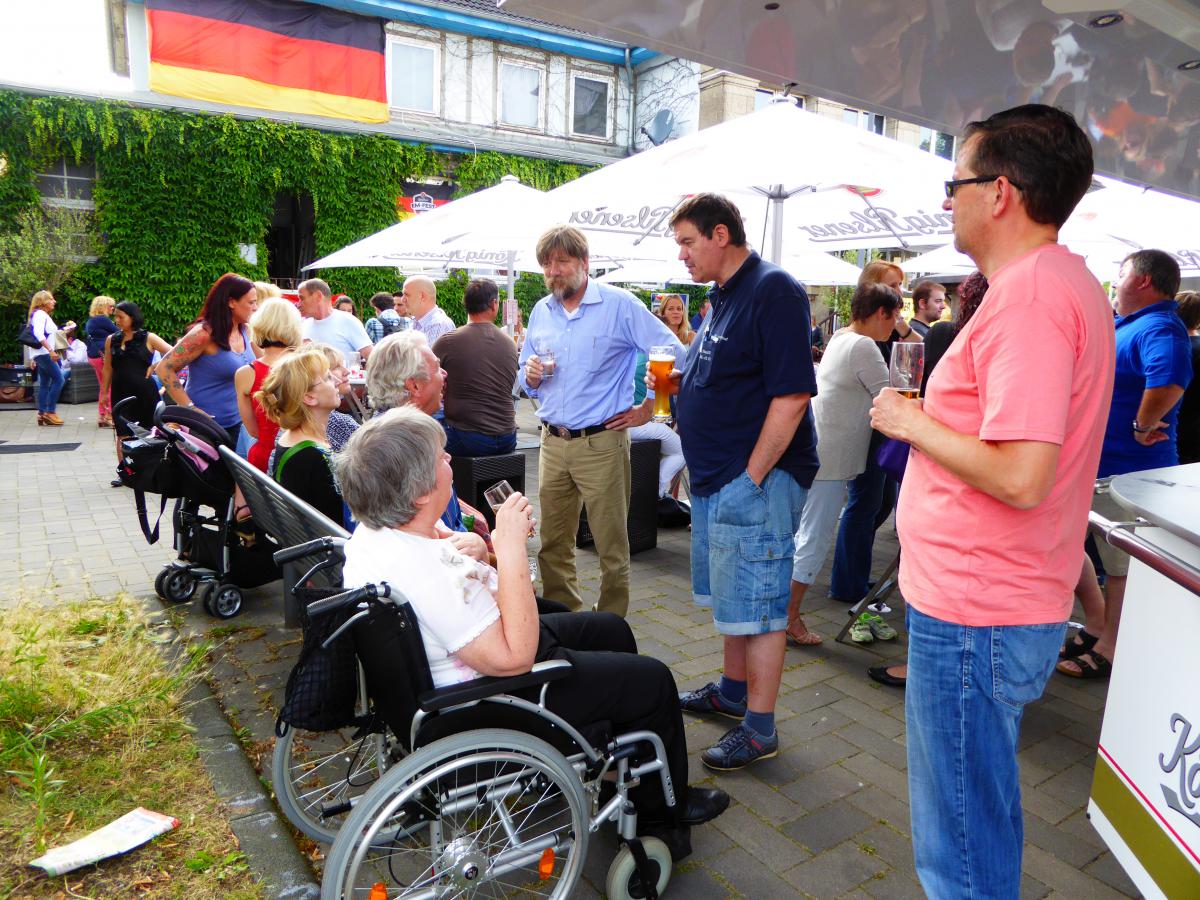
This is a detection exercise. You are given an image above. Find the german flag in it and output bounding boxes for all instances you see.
[146,0,388,123]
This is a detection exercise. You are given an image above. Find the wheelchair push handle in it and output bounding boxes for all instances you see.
[307,582,391,618]
[274,535,345,566]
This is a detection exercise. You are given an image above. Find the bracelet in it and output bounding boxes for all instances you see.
[1132,418,1151,434]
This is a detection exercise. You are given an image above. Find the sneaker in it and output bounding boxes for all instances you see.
[679,682,746,720]
[848,613,875,644]
[862,612,897,641]
[701,724,779,771]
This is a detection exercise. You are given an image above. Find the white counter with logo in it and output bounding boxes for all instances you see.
[1089,462,1200,898]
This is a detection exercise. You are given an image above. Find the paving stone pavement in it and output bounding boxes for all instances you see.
[1,400,1140,898]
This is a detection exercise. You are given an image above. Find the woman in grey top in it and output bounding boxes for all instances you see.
[786,284,902,645]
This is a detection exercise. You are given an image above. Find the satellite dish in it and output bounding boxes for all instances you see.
[641,109,675,146]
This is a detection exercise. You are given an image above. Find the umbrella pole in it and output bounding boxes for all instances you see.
[505,250,517,336]
[768,187,785,264]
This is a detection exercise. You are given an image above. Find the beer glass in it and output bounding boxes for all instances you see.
[648,345,675,422]
[889,342,924,398]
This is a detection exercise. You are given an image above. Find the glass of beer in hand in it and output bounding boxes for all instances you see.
[889,342,925,398]
[648,345,675,423]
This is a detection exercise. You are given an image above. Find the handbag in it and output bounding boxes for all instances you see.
[276,587,360,734]
[17,322,42,349]
[876,437,911,481]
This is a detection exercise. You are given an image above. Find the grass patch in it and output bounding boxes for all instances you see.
[0,595,261,898]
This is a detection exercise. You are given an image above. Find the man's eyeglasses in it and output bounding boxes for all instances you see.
[943,175,1024,199]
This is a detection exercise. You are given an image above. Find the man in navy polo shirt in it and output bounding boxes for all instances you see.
[1058,248,1192,680]
[670,193,819,771]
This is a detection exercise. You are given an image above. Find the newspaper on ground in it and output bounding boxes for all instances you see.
[29,807,180,876]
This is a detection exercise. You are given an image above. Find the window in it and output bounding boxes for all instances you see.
[571,74,611,139]
[843,107,885,134]
[388,37,438,113]
[919,127,956,160]
[500,61,543,129]
[37,158,96,209]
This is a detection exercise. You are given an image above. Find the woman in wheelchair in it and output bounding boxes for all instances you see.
[336,406,729,859]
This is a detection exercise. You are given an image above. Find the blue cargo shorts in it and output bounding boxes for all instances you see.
[690,468,807,635]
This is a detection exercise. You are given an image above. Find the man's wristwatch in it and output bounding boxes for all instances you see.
[1132,418,1152,434]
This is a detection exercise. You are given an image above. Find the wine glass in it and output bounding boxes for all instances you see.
[483,480,536,538]
[889,342,925,398]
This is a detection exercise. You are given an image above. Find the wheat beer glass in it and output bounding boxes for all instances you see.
[889,342,925,398]
[649,345,675,422]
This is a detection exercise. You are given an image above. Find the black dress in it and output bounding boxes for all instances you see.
[110,330,160,433]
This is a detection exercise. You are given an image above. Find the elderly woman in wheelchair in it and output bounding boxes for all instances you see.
[325,405,728,899]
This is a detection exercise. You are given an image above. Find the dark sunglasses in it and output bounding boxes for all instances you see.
[943,175,1024,199]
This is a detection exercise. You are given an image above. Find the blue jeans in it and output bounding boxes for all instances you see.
[691,468,806,635]
[906,605,1066,899]
[33,354,65,414]
[443,423,517,457]
[829,453,896,599]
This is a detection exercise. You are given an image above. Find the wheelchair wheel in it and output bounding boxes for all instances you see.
[606,836,672,900]
[322,728,588,899]
[272,722,395,844]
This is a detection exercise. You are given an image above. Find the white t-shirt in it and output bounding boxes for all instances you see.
[342,525,501,688]
[302,310,371,362]
[811,331,889,481]
[29,308,56,358]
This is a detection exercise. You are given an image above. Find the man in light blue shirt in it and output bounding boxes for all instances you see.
[520,225,684,616]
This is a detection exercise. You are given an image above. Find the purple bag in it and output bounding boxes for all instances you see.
[876,437,910,481]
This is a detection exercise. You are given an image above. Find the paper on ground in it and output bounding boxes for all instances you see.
[29,807,180,876]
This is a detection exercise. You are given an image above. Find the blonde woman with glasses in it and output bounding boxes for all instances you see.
[255,346,346,528]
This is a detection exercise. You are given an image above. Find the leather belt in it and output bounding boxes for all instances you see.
[544,422,607,440]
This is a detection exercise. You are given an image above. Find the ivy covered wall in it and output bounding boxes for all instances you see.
[0,90,592,357]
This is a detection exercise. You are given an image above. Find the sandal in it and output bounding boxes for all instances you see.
[1055,649,1112,679]
[1059,627,1099,659]
[785,618,823,646]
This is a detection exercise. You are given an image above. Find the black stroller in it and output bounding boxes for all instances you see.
[116,399,280,618]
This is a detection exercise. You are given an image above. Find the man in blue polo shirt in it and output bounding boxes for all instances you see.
[670,193,819,771]
[520,225,685,617]
[1058,249,1191,680]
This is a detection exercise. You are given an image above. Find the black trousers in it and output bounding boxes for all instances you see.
[528,612,688,821]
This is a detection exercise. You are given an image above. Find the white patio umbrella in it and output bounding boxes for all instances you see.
[534,102,955,262]
[599,249,863,286]
[902,237,1138,283]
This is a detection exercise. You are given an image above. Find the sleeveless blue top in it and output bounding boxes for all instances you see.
[188,325,255,428]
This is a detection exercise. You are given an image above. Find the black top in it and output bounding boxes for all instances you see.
[1178,334,1200,464]
[677,253,819,496]
[272,440,345,528]
[109,330,160,432]
[920,321,957,397]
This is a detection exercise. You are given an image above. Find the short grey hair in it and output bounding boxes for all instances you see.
[335,406,445,528]
[367,330,429,412]
[298,277,332,298]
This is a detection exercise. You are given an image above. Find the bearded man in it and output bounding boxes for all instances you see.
[518,226,684,616]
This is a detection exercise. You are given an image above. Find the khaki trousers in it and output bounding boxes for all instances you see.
[537,427,631,616]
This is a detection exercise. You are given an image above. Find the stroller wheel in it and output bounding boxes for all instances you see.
[205,583,243,619]
[162,568,198,604]
[153,568,169,599]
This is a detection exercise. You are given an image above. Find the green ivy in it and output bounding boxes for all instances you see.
[0,90,592,360]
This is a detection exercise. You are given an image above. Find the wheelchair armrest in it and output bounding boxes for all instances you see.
[417,659,573,713]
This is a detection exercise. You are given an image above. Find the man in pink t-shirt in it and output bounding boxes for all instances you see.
[870,105,1115,899]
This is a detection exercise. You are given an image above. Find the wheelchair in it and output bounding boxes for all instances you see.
[289,539,682,900]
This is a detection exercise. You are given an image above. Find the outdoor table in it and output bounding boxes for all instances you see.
[1086,462,1200,898]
